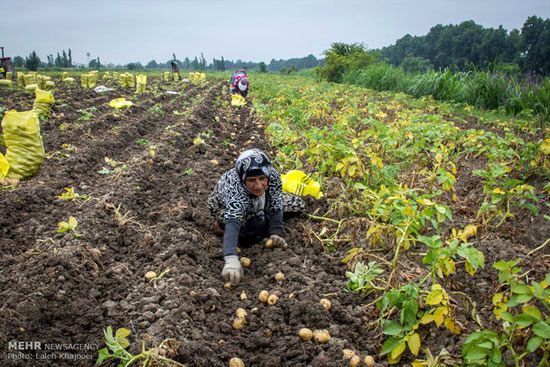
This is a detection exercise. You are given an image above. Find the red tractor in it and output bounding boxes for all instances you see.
[0,47,15,79]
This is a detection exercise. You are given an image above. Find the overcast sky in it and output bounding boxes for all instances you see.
[2,0,549,66]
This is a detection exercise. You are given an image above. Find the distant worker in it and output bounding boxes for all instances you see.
[171,61,180,74]
[230,69,249,97]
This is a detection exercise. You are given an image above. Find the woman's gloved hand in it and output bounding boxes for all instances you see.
[222,255,243,284]
[270,234,287,247]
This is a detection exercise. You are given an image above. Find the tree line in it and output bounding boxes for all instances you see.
[379,15,550,76]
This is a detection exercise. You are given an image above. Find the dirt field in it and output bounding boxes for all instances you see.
[0,75,548,366]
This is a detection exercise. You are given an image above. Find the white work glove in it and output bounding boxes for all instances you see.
[270,234,287,247]
[222,255,243,284]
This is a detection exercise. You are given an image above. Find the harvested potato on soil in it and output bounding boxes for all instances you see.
[320,298,332,310]
[229,357,244,367]
[258,290,269,303]
[342,349,356,359]
[144,271,157,280]
[232,317,246,330]
[240,257,251,267]
[364,355,375,367]
[267,294,278,305]
[224,282,234,290]
[235,308,247,318]
[350,355,361,367]
[265,239,273,248]
[298,328,313,341]
[275,272,285,281]
[313,329,331,343]
[240,291,247,300]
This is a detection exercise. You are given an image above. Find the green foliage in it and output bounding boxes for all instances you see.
[345,261,385,295]
[57,216,81,238]
[136,139,149,145]
[25,51,41,71]
[96,326,184,367]
[316,42,381,83]
[78,107,98,121]
[462,261,550,366]
[258,61,267,73]
[148,103,165,115]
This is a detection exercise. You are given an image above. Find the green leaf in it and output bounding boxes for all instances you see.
[516,313,537,327]
[464,346,491,361]
[490,348,502,363]
[380,337,402,356]
[500,312,516,323]
[95,348,113,365]
[383,322,404,336]
[526,336,543,352]
[510,284,531,295]
[532,321,550,338]
[521,305,542,320]
[506,294,533,307]
[531,281,544,299]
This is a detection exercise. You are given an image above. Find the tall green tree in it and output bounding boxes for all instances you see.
[25,51,40,71]
[316,42,380,82]
[521,16,550,75]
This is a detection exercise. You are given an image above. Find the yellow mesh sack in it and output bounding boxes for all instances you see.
[231,94,246,106]
[163,71,170,81]
[281,170,323,199]
[24,74,36,86]
[126,73,135,88]
[109,98,134,109]
[17,72,25,86]
[135,74,146,94]
[0,152,9,179]
[173,72,179,82]
[46,80,55,89]
[0,80,13,87]
[62,72,69,81]
[25,84,38,92]
[81,74,89,88]
[37,75,47,90]
[32,89,55,119]
[1,110,45,179]
[63,77,75,84]
[6,71,12,80]
[88,72,97,88]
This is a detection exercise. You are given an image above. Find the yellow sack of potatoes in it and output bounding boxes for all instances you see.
[17,72,25,86]
[46,80,55,89]
[81,74,89,88]
[25,84,38,92]
[88,72,97,88]
[231,94,246,107]
[109,98,134,109]
[173,72,179,82]
[32,88,55,119]
[0,79,13,87]
[281,170,323,199]
[24,74,36,86]
[163,71,170,81]
[135,74,146,94]
[126,73,135,87]
[62,71,69,81]
[63,77,75,84]
[1,110,45,179]
[0,152,9,179]
[6,71,12,80]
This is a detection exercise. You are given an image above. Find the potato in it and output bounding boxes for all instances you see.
[144,271,157,280]
[313,329,331,343]
[229,357,244,367]
[189,290,197,297]
[240,291,247,300]
[265,239,273,248]
[259,290,269,303]
[232,317,246,330]
[235,308,247,318]
[350,355,361,367]
[240,257,251,267]
[209,159,219,165]
[267,294,279,306]
[298,328,313,341]
[224,282,234,290]
[320,298,332,311]
[275,272,285,281]
[364,355,375,367]
[342,349,356,359]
